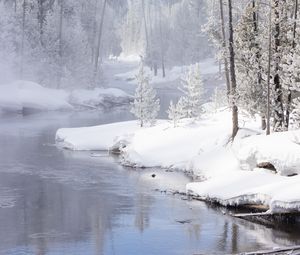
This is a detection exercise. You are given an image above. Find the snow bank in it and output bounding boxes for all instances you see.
[234,130,300,176]
[186,170,300,213]
[0,80,132,114]
[69,88,132,109]
[56,121,141,151]
[0,80,72,113]
[121,110,260,175]
[55,107,300,213]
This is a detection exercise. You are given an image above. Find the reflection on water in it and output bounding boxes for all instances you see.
[0,111,300,255]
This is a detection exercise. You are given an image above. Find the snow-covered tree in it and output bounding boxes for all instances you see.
[180,63,204,119]
[286,42,300,129]
[211,86,228,112]
[235,1,266,129]
[131,61,160,127]
[167,98,185,127]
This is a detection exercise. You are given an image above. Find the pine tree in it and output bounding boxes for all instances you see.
[180,63,204,119]
[167,98,185,127]
[131,61,160,127]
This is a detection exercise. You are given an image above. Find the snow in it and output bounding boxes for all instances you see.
[234,129,300,175]
[117,53,141,62]
[186,170,300,213]
[0,80,72,113]
[56,121,141,151]
[55,107,300,213]
[115,58,219,85]
[0,80,132,114]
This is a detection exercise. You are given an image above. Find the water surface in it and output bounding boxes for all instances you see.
[0,111,300,255]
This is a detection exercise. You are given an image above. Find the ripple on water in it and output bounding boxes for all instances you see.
[29,230,69,239]
[0,187,18,208]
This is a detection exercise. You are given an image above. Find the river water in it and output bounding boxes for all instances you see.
[0,108,300,255]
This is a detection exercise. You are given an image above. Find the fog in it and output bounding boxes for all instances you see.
[0,0,211,89]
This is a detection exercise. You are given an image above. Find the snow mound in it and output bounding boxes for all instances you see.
[234,130,300,176]
[0,80,72,113]
[121,110,260,175]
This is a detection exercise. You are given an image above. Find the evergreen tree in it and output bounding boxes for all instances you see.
[235,1,266,129]
[180,63,204,119]
[167,98,185,127]
[131,61,160,127]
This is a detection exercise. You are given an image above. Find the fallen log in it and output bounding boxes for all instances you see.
[241,245,300,255]
[233,211,300,227]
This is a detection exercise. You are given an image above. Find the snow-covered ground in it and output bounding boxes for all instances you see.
[0,80,132,114]
[115,58,219,86]
[55,107,300,213]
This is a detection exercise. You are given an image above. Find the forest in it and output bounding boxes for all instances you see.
[1,1,300,254]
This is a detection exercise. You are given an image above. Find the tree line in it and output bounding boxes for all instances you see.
[206,0,300,137]
[0,0,211,88]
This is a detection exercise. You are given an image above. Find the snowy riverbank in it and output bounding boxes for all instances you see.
[55,108,300,213]
[0,80,132,114]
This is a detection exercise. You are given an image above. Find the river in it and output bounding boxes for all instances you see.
[0,108,300,255]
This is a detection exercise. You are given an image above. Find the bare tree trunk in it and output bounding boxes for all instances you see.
[142,0,149,54]
[57,0,63,89]
[285,0,298,130]
[37,0,44,45]
[159,5,165,78]
[273,0,284,131]
[148,1,153,71]
[219,0,230,99]
[228,0,239,140]
[14,0,17,12]
[20,0,26,79]
[266,1,272,136]
[93,0,107,88]
[91,0,98,64]
[252,0,265,130]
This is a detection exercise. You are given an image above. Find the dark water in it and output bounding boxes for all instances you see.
[0,110,300,255]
